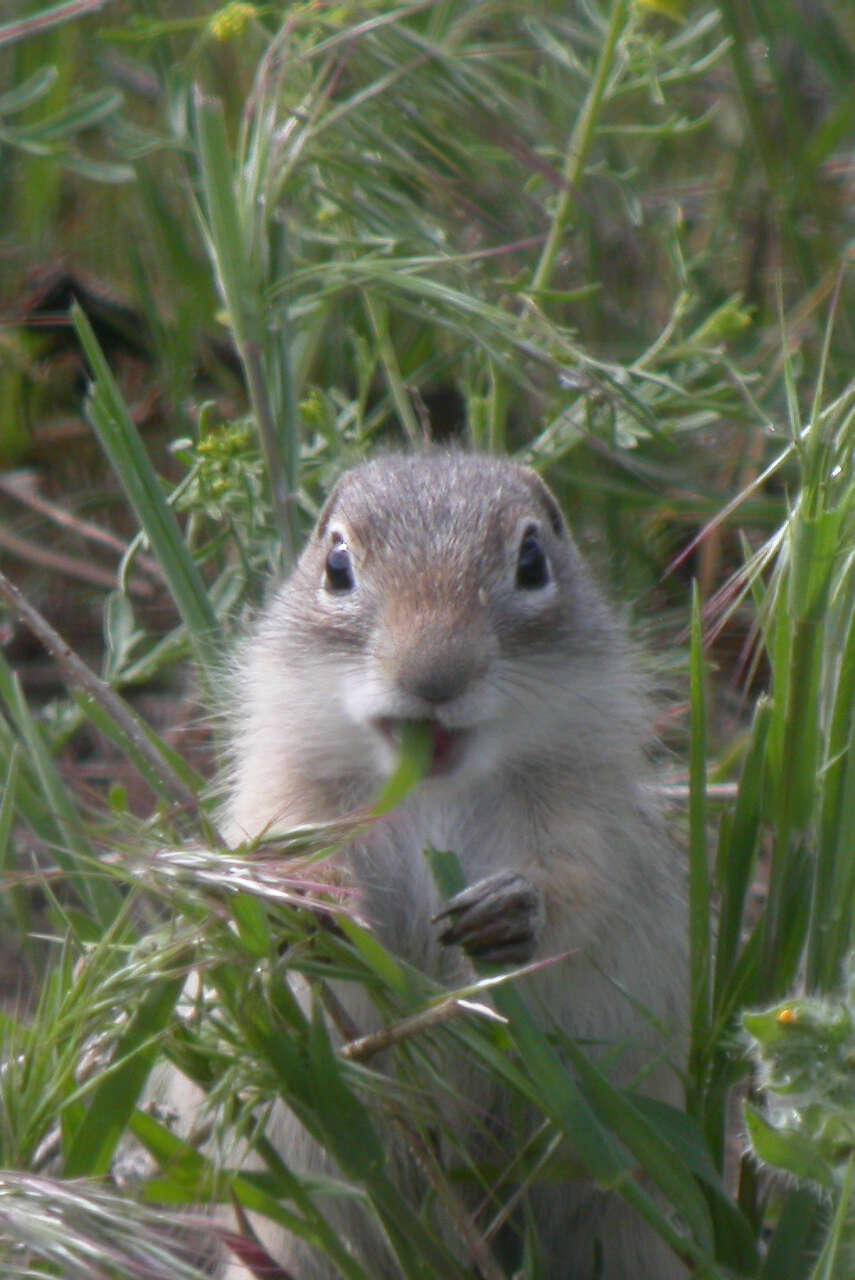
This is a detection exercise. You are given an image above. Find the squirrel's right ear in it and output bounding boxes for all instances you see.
[313,477,347,542]
[520,467,567,539]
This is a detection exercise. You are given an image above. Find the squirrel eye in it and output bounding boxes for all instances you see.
[515,527,550,590]
[324,538,355,593]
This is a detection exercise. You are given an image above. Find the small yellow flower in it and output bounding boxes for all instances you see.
[209,2,258,41]
[634,0,687,18]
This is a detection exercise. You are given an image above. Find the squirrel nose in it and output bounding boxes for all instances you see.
[387,627,487,707]
[400,654,478,705]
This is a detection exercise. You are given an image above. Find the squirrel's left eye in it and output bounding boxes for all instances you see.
[324,538,355,593]
[515,527,550,590]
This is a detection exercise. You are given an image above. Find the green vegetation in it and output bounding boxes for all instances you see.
[2,0,855,1275]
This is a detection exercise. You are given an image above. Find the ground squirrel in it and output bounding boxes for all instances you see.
[216,450,687,1277]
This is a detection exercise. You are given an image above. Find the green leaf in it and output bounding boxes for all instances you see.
[25,90,124,141]
[561,1048,715,1253]
[192,90,257,348]
[0,650,121,928]
[231,892,273,959]
[495,984,709,1267]
[306,997,385,1179]
[64,975,185,1177]
[714,697,770,1005]
[133,1109,220,1203]
[228,1165,374,1280]
[761,1186,824,1280]
[370,719,434,813]
[71,304,220,676]
[0,66,58,113]
[336,914,409,993]
[632,1097,758,1270]
[809,1155,855,1280]
[0,746,20,878]
[61,154,135,183]
[688,582,712,1073]
[743,1104,836,1192]
[810,582,855,987]
[423,845,467,899]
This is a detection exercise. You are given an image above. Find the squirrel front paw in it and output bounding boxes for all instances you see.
[434,871,543,965]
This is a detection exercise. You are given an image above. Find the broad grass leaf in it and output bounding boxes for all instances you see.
[63,975,185,1177]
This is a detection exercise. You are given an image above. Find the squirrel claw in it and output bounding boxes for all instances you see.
[435,871,543,965]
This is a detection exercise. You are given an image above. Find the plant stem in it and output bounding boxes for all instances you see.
[528,0,629,302]
[688,582,711,1113]
[241,334,297,562]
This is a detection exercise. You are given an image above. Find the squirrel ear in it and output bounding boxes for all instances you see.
[313,477,347,541]
[520,467,566,539]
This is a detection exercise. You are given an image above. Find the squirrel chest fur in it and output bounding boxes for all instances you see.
[220,450,687,1279]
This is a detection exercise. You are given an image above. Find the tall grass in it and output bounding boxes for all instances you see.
[2,0,855,1275]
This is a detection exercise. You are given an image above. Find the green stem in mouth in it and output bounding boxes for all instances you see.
[371,719,436,814]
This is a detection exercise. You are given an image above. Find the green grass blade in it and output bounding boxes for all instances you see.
[229,1169,375,1280]
[0,65,57,114]
[493,984,720,1273]
[809,588,855,989]
[559,1038,715,1253]
[63,974,185,1177]
[807,1155,855,1280]
[0,746,20,878]
[0,650,121,928]
[192,88,297,558]
[760,1186,823,1280]
[0,713,68,853]
[71,303,220,676]
[713,696,770,1007]
[688,582,712,1093]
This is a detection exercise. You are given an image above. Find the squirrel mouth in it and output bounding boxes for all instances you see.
[375,717,469,778]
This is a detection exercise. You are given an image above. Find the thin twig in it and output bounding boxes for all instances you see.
[0,471,162,580]
[341,994,505,1063]
[0,0,108,48]
[0,526,154,598]
[395,1118,510,1280]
